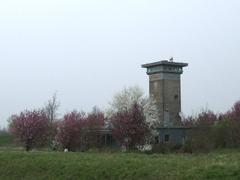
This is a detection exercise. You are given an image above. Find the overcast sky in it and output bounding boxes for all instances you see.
[0,0,240,127]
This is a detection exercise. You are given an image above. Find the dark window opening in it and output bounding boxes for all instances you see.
[174,95,179,100]
[164,134,170,142]
[154,136,159,144]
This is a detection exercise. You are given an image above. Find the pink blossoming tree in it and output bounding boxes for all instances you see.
[9,110,50,151]
[110,103,149,150]
[56,111,85,151]
[56,107,105,151]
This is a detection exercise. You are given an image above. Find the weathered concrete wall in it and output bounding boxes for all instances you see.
[149,73,181,127]
[157,128,191,144]
[142,60,188,128]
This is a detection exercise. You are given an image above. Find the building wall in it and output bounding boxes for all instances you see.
[157,128,191,144]
[149,73,181,127]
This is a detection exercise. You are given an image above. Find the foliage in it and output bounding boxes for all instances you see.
[56,111,85,151]
[56,108,105,151]
[9,110,50,151]
[189,127,215,153]
[229,100,240,121]
[0,128,7,134]
[152,143,183,154]
[110,103,149,149]
[107,86,144,114]
[181,110,218,152]
[107,86,160,149]
[83,107,106,149]
[0,130,15,147]
[85,106,105,129]
[181,109,218,127]
[107,86,160,129]
[214,119,238,148]
[214,101,240,148]
[143,96,161,128]
[181,101,240,152]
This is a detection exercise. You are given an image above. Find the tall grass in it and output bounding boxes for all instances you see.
[0,149,240,179]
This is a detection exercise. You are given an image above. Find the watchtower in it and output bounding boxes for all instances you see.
[142,60,188,127]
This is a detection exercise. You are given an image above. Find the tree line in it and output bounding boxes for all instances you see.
[5,87,240,153]
[180,101,240,153]
[8,87,159,151]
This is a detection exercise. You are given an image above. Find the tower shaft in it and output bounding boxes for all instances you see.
[142,60,188,127]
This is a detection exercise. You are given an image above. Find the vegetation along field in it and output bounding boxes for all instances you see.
[0,149,240,180]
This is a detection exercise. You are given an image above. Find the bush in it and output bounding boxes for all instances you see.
[191,127,215,153]
[182,140,193,153]
[0,130,15,147]
[152,143,183,154]
[181,110,217,153]
[214,118,240,148]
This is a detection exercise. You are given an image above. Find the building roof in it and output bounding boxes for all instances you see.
[142,60,188,68]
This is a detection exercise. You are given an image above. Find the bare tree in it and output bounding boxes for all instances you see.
[45,92,60,124]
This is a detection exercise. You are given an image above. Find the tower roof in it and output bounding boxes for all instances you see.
[142,60,188,68]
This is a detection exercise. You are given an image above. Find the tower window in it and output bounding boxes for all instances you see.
[164,134,170,142]
[174,95,179,99]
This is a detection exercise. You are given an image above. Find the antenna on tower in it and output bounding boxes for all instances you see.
[169,57,174,62]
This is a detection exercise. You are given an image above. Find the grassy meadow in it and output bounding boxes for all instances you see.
[1,132,240,180]
[0,149,240,180]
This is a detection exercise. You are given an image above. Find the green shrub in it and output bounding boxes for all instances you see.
[190,127,215,153]
[0,131,15,147]
[152,143,183,154]
[182,140,193,153]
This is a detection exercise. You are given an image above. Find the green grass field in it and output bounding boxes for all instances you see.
[0,149,240,180]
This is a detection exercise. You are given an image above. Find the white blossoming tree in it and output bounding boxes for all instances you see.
[143,96,161,128]
[107,86,144,115]
[106,86,160,147]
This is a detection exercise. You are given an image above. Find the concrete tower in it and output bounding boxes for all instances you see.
[142,60,188,127]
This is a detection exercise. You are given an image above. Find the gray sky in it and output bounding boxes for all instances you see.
[0,0,240,127]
